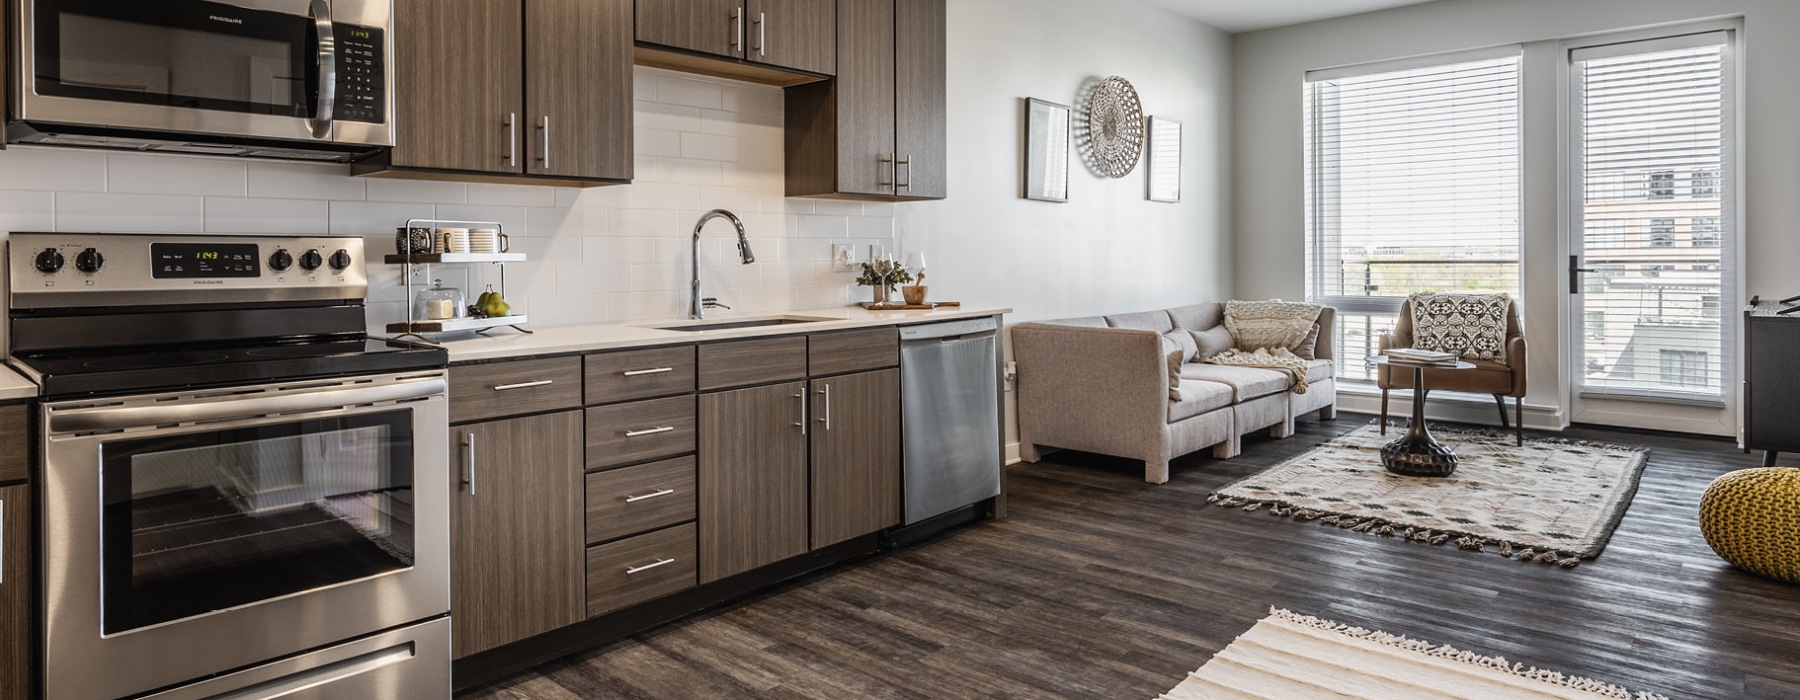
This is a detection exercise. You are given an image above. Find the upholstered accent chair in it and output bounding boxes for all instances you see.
[1378,297,1526,445]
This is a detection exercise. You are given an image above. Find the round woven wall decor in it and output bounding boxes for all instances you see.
[1082,76,1145,179]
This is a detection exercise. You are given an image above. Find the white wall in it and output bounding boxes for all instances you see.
[1232,0,1800,434]
[0,66,897,339]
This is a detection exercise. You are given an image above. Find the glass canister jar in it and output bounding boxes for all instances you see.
[413,279,466,321]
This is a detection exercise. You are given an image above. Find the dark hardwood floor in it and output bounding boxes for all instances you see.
[462,415,1800,699]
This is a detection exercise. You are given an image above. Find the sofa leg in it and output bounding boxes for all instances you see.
[1380,388,1390,435]
[1320,404,1338,421]
[1212,434,1242,460]
[1271,418,1294,439]
[1020,442,1042,463]
[1515,396,1524,446]
[1144,458,1170,485]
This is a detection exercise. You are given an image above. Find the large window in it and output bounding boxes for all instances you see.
[1304,50,1523,382]
[1573,31,1734,400]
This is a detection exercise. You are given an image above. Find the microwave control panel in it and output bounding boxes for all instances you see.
[335,24,387,124]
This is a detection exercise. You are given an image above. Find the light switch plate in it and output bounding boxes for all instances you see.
[831,244,856,272]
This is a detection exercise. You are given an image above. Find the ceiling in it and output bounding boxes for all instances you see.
[1142,0,1445,33]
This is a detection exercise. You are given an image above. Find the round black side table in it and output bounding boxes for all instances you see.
[1373,356,1476,477]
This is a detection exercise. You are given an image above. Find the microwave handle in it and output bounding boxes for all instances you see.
[309,0,338,139]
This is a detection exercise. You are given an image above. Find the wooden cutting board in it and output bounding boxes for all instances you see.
[859,301,961,310]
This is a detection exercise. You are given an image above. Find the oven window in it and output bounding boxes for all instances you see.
[37,0,314,116]
[101,410,414,635]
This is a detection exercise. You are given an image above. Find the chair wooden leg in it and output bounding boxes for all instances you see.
[1493,394,1510,428]
[1380,388,1390,435]
[1515,396,1524,446]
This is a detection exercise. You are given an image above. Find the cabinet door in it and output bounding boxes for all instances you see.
[833,0,897,196]
[698,382,808,582]
[527,0,634,180]
[894,0,946,199]
[0,484,28,700]
[810,369,901,548]
[748,0,835,75]
[637,0,746,59]
[393,0,526,174]
[451,411,584,658]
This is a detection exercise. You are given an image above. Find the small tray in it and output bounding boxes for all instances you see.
[384,252,528,265]
[387,315,529,334]
[859,301,961,310]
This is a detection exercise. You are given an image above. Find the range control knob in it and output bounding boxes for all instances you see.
[269,249,294,272]
[329,249,352,271]
[299,249,324,271]
[34,248,64,274]
[75,248,104,273]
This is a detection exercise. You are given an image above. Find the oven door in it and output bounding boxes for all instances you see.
[16,0,394,146]
[42,372,448,700]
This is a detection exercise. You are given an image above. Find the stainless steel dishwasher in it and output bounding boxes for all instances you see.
[900,317,1002,525]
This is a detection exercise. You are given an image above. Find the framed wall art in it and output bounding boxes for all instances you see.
[1146,116,1182,202]
[1024,97,1071,202]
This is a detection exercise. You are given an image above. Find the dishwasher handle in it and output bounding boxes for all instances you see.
[899,317,998,342]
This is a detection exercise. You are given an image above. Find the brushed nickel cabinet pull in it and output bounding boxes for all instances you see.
[505,112,517,167]
[462,432,477,497]
[624,488,676,503]
[625,558,676,575]
[898,155,913,191]
[623,426,676,438]
[622,367,675,377]
[756,12,767,56]
[794,390,807,435]
[492,379,553,392]
[731,7,743,52]
[879,154,895,187]
[816,383,832,430]
[539,116,551,170]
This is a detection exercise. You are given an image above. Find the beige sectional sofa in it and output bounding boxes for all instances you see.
[1011,303,1337,484]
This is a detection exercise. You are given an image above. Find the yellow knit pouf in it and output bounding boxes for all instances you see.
[1699,467,1800,584]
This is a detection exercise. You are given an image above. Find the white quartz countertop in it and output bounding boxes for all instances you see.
[0,364,37,401]
[440,305,1013,363]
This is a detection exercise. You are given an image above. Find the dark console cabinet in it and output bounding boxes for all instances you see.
[1744,301,1800,465]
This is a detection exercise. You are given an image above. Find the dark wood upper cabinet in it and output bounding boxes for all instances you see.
[389,0,525,175]
[527,0,635,180]
[636,0,746,59]
[636,0,834,78]
[747,0,836,75]
[364,0,631,185]
[697,382,809,583]
[0,483,29,700]
[784,0,945,201]
[450,411,585,658]
[809,369,901,549]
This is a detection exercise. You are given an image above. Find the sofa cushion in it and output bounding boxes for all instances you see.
[1293,324,1321,361]
[1189,327,1235,360]
[1163,330,1199,363]
[1042,316,1109,328]
[1224,300,1322,352]
[1168,303,1225,332]
[1105,310,1174,333]
[1165,350,1184,401]
[1179,364,1290,401]
[1307,359,1335,383]
[1169,379,1233,423]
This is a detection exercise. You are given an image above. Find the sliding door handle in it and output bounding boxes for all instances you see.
[1569,255,1596,294]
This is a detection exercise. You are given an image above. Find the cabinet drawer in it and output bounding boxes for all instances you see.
[0,404,27,483]
[586,396,696,470]
[585,346,696,405]
[698,336,807,391]
[585,456,695,544]
[450,357,583,423]
[586,523,697,617]
[808,328,898,376]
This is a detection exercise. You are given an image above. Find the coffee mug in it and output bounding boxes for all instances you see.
[437,228,471,254]
[469,227,509,253]
[395,227,434,255]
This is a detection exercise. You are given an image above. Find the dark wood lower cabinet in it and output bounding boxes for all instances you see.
[451,411,585,658]
[0,483,29,700]
[698,382,809,583]
[810,369,901,548]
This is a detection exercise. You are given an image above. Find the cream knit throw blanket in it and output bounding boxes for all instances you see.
[1208,347,1313,394]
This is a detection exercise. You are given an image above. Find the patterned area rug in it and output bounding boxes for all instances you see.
[1161,608,1668,699]
[1209,423,1650,567]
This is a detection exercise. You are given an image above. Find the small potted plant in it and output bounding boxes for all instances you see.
[856,257,914,305]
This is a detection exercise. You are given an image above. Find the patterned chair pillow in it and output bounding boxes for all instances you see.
[1409,293,1510,362]
[1223,300,1323,353]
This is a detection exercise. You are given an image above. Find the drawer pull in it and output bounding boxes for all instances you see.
[624,488,676,503]
[622,367,675,377]
[493,379,554,392]
[625,558,676,575]
[623,426,676,438]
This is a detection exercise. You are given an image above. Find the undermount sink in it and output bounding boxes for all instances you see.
[650,316,836,333]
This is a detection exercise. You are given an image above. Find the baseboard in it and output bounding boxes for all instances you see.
[1335,390,1565,432]
[1005,441,1021,465]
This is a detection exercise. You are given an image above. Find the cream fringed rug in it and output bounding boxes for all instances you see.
[1162,609,1668,700]
[1209,424,1649,567]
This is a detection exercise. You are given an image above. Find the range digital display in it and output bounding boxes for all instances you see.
[151,243,261,278]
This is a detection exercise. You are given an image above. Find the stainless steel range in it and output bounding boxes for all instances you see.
[8,233,451,700]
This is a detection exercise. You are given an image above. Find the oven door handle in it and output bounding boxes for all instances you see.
[308,0,338,140]
[50,379,446,434]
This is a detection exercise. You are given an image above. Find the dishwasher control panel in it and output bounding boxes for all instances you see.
[898,317,998,340]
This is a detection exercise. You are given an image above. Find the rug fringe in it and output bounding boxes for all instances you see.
[1265,607,1669,700]
[1205,491,1587,568]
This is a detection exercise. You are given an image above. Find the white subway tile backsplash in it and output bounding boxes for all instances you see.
[58,192,204,232]
[109,154,247,197]
[205,197,330,234]
[635,128,682,158]
[658,78,725,110]
[329,201,433,236]
[467,183,558,207]
[0,147,107,192]
[722,87,783,118]
[679,133,739,162]
[247,161,367,201]
[638,101,704,134]
[366,178,467,204]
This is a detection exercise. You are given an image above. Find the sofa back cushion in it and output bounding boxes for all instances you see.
[1040,316,1110,328]
[1105,310,1175,333]
[1167,303,1225,332]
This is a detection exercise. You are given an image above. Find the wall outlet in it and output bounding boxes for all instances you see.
[831,244,856,272]
[1004,362,1018,392]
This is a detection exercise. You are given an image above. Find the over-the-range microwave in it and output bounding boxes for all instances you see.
[11,0,394,162]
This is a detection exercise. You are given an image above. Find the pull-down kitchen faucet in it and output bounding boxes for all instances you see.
[691,209,756,320]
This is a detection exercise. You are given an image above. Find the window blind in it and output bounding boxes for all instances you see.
[1304,51,1522,382]
[1573,32,1733,401]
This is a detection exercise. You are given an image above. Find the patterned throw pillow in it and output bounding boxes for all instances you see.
[1223,300,1323,352]
[1409,293,1510,362]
